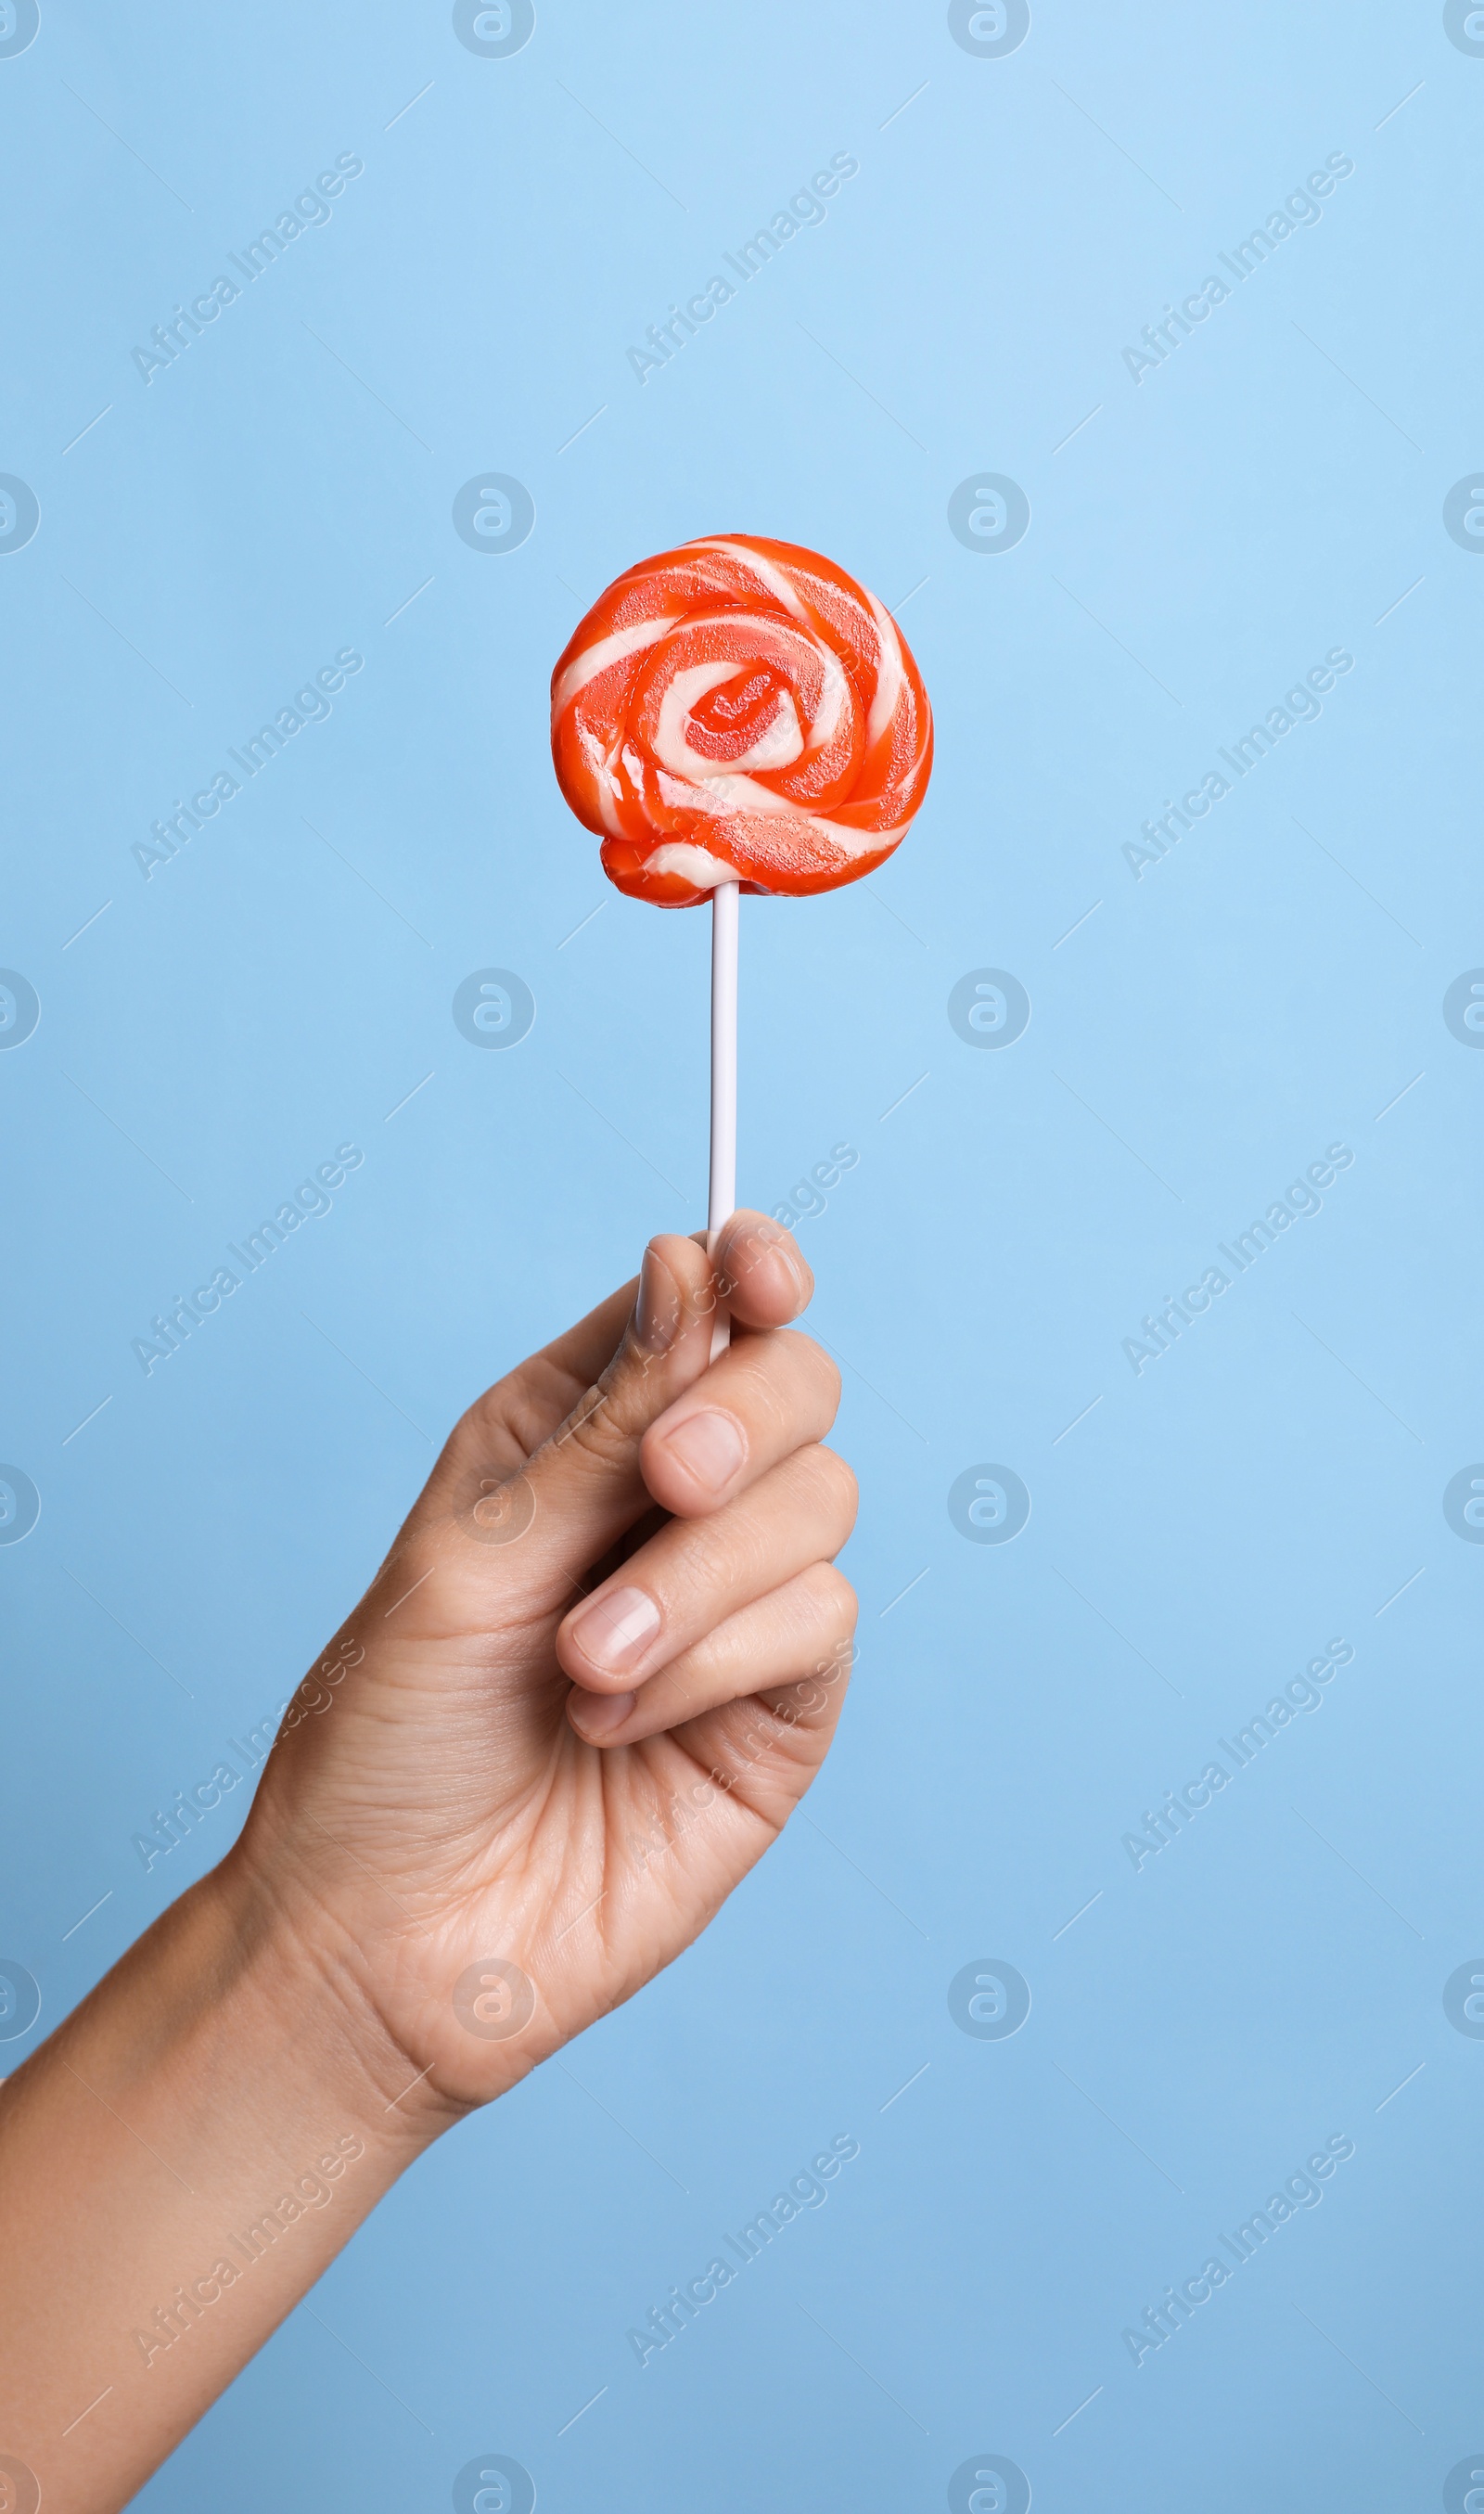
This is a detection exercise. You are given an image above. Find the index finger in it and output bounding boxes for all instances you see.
[709,1212,814,1333]
[426,1219,814,1609]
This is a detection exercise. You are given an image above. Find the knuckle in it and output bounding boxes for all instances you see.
[552,1378,633,1471]
[787,1331,841,1417]
[785,1443,858,1533]
[720,1346,792,1443]
[769,1327,835,1407]
[813,1444,859,1527]
[730,1331,839,1442]
[787,1562,857,1653]
[812,1560,858,1628]
[458,1365,544,1458]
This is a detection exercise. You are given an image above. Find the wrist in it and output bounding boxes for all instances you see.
[204,1846,466,2158]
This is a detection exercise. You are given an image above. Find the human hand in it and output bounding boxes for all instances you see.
[231,1212,858,2115]
[0,1216,856,2508]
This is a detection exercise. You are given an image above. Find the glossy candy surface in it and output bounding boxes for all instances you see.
[550,534,933,906]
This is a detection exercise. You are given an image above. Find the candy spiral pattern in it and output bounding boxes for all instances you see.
[550,534,933,906]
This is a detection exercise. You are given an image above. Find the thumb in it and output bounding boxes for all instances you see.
[436,1221,804,1610]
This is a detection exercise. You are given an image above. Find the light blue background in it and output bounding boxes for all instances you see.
[3,2,1481,2504]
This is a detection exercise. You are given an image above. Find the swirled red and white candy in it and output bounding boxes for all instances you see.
[550,535,933,906]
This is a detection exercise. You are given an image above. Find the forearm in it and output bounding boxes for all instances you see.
[0,1856,453,2514]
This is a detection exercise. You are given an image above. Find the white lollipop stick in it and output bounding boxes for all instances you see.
[707,879,739,1360]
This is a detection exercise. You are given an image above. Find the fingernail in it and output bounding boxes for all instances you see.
[655,1405,747,1494]
[635,1246,680,1354]
[569,1687,636,1738]
[568,1584,662,1674]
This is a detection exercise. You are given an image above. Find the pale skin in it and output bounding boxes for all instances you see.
[0,1215,857,2513]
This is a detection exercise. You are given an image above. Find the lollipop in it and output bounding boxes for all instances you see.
[551,534,933,1345]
